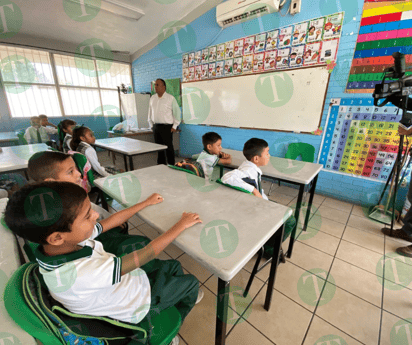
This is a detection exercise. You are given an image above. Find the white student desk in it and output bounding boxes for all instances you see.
[0,199,37,344]
[93,137,168,171]
[94,165,292,345]
[0,144,48,178]
[0,131,18,144]
[199,148,323,258]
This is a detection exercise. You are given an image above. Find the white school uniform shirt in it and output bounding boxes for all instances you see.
[35,223,151,324]
[221,160,268,200]
[63,134,72,153]
[78,141,110,177]
[196,150,219,181]
[24,126,49,144]
[147,92,181,129]
[43,126,58,135]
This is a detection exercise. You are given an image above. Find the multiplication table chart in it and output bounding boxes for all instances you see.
[319,98,406,181]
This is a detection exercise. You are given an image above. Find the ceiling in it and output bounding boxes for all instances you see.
[6,0,222,61]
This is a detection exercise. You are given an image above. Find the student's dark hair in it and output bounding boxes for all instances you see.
[61,119,76,131]
[202,132,222,150]
[38,114,47,119]
[157,78,166,90]
[4,182,87,245]
[28,151,73,181]
[70,126,91,151]
[243,138,269,161]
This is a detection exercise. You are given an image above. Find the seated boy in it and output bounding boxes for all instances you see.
[196,132,232,181]
[221,138,295,261]
[39,114,58,136]
[4,182,202,345]
[24,116,50,144]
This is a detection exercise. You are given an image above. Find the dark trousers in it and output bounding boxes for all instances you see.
[401,182,412,237]
[153,124,175,165]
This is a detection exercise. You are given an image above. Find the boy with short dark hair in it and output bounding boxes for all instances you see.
[196,132,231,181]
[4,182,201,345]
[222,138,269,199]
[39,114,58,136]
[24,116,49,144]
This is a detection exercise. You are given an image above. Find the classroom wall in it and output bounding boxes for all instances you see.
[134,0,406,208]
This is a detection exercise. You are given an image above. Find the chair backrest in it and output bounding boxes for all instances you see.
[285,143,315,163]
[16,129,28,145]
[216,179,252,194]
[57,122,65,150]
[71,152,95,187]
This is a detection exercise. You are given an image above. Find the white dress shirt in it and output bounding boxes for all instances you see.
[80,141,111,177]
[43,126,58,135]
[148,92,181,129]
[221,161,268,200]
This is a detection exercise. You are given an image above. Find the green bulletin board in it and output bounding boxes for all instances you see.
[151,78,182,107]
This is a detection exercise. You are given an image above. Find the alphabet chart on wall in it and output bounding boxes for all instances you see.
[319,98,407,181]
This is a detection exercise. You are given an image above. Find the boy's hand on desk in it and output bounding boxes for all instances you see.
[220,152,230,159]
[178,212,202,229]
[252,189,263,198]
[145,193,164,205]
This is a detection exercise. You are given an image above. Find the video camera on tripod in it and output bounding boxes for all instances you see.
[373,52,412,128]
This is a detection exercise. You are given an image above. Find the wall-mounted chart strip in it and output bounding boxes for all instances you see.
[346,0,412,93]
[319,98,407,181]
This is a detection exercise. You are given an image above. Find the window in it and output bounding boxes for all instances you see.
[0,45,132,118]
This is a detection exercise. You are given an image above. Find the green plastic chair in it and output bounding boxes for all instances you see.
[4,263,182,345]
[16,129,28,145]
[216,179,252,194]
[285,143,315,163]
[57,122,65,151]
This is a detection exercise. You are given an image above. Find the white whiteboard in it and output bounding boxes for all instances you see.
[182,66,330,132]
[120,93,150,129]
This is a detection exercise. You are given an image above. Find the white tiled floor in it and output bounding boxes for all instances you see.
[103,156,412,345]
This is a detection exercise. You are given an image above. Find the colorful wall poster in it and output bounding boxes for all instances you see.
[292,22,308,46]
[195,50,202,65]
[243,55,253,73]
[202,49,209,64]
[225,41,235,59]
[304,42,321,65]
[188,67,194,81]
[323,13,343,40]
[234,38,244,57]
[290,45,305,67]
[254,33,267,53]
[346,1,412,93]
[195,65,202,80]
[319,38,339,63]
[209,62,216,78]
[224,59,234,76]
[188,52,195,67]
[244,36,255,55]
[182,54,188,68]
[209,46,217,62]
[307,17,325,43]
[278,26,293,48]
[233,57,243,75]
[264,51,277,70]
[253,53,265,72]
[202,64,209,79]
[216,61,224,77]
[182,68,189,82]
[276,48,290,68]
[266,29,279,51]
[217,43,225,60]
[320,98,406,181]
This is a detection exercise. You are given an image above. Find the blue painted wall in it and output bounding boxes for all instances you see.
[132,0,408,209]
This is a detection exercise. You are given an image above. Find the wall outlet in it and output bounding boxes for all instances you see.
[290,0,301,15]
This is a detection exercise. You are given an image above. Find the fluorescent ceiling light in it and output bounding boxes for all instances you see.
[66,0,145,21]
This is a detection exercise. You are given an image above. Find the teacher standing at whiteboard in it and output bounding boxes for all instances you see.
[148,79,181,165]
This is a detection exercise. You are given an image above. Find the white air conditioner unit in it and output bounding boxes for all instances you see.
[216,0,281,28]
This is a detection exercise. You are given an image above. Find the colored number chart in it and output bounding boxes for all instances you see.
[319,98,407,181]
[346,0,412,93]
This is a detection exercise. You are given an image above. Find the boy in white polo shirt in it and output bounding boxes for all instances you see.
[196,132,232,182]
[5,182,202,345]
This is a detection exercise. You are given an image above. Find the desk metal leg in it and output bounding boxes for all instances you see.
[287,185,305,258]
[163,149,168,165]
[216,279,230,345]
[129,155,134,171]
[123,155,128,171]
[303,174,318,231]
[99,189,109,211]
[24,170,29,180]
[264,224,284,311]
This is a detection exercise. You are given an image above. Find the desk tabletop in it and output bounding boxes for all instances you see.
[0,132,18,143]
[95,165,292,281]
[107,130,153,136]
[222,149,323,185]
[0,144,48,172]
[94,137,167,155]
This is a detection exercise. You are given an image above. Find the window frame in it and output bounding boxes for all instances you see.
[0,44,132,118]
